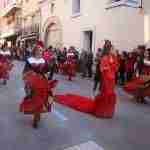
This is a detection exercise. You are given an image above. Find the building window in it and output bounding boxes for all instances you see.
[72,0,80,15]
[51,3,55,14]
[112,0,121,2]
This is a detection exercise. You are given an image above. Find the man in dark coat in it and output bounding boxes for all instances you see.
[87,51,93,78]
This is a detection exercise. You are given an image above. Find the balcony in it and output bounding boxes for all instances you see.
[106,0,140,9]
[22,24,40,36]
[21,24,40,40]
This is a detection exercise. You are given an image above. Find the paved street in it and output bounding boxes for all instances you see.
[0,61,150,150]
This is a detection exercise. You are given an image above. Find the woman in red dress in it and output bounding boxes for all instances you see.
[94,45,118,118]
[56,42,118,118]
[0,45,13,85]
[125,53,135,81]
[42,47,56,80]
[65,49,76,81]
[124,50,150,103]
[20,41,55,128]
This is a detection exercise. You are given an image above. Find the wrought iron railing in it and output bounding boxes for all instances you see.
[22,24,40,36]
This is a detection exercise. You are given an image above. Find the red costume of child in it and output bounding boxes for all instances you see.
[20,56,51,114]
[42,49,54,63]
[20,71,50,113]
[20,41,57,115]
[0,50,13,82]
[65,52,76,81]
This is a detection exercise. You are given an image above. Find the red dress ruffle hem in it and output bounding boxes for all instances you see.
[56,94,94,113]
[124,77,145,94]
[20,71,50,114]
[66,62,76,78]
[56,93,116,118]
[94,93,116,118]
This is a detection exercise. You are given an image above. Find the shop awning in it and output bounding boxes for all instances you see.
[0,30,16,39]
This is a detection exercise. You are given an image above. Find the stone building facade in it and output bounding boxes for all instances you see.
[20,0,40,47]
[0,0,22,46]
[40,0,150,52]
[0,0,40,47]
[0,0,150,52]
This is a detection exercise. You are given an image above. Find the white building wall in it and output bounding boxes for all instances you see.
[40,0,51,40]
[143,0,150,47]
[40,0,146,53]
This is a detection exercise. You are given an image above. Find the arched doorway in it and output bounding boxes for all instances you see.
[43,16,62,48]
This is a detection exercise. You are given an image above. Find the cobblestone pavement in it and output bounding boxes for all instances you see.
[0,61,150,150]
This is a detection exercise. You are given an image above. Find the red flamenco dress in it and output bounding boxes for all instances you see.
[20,57,51,114]
[94,54,118,117]
[56,54,118,118]
[0,50,13,83]
[20,71,50,114]
[42,49,54,63]
[65,52,76,81]
[124,59,150,101]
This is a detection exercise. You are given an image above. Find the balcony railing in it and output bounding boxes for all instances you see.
[106,0,140,9]
[22,24,40,36]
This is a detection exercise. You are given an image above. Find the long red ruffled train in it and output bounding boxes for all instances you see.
[56,92,116,118]
[56,94,94,113]
[55,53,118,118]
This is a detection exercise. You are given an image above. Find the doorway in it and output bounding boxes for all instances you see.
[83,30,93,52]
[45,23,62,48]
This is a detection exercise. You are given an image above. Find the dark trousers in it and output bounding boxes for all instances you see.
[119,71,125,85]
[127,70,133,81]
[93,73,100,91]
[81,68,87,77]
[93,80,99,91]
[87,64,93,78]
[48,65,55,80]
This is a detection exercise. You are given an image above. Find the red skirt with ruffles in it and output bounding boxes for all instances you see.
[124,77,145,94]
[20,71,50,114]
[0,62,9,79]
[20,97,51,114]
